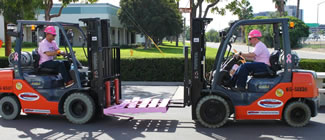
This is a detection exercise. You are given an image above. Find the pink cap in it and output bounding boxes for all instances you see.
[44,26,56,35]
[248,29,262,38]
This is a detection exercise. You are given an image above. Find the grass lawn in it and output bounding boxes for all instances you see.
[0,41,219,60]
[302,44,325,49]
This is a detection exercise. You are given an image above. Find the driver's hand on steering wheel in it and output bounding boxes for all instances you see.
[57,50,67,56]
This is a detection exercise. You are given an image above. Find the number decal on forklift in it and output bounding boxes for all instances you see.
[18,92,40,101]
[257,99,283,108]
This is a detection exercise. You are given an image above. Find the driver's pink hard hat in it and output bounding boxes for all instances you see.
[248,29,262,38]
[44,26,56,35]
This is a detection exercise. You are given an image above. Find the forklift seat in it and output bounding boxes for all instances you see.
[32,49,58,75]
[251,50,282,78]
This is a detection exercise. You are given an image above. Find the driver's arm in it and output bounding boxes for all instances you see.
[44,50,64,56]
[241,52,256,60]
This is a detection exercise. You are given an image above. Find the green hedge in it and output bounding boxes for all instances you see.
[1,57,325,81]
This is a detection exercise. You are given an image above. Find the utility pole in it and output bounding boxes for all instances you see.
[190,0,193,46]
[176,1,179,47]
[296,0,300,19]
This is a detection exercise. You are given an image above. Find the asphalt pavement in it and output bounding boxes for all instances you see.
[1,82,325,140]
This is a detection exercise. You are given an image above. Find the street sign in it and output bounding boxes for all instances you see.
[179,8,191,13]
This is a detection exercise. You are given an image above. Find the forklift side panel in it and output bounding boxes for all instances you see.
[235,83,292,120]
[12,79,59,115]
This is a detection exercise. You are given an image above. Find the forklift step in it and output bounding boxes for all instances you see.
[103,97,171,115]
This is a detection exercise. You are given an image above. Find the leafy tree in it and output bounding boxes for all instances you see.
[285,16,309,48]
[41,0,97,21]
[0,0,42,56]
[118,0,183,49]
[245,16,309,49]
[185,26,191,40]
[205,29,219,42]
[226,0,253,43]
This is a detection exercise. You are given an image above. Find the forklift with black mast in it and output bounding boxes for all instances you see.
[0,17,319,128]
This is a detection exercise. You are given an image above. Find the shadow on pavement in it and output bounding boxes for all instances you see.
[0,115,179,140]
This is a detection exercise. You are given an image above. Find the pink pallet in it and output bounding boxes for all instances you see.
[103,97,171,115]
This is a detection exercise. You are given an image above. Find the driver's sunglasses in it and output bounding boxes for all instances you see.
[249,38,254,40]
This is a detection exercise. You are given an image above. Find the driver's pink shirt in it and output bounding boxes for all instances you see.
[253,41,270,66]
[38,39,59,65]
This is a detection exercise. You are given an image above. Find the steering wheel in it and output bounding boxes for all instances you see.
[233,49,246,64]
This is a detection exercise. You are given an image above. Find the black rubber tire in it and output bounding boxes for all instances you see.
[0,96,21,120]
[64,93,95,124]
[283,101,311,127]
[196,95,230,128]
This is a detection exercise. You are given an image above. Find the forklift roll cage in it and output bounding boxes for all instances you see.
[12,20,86,88]
[9,18,121,110]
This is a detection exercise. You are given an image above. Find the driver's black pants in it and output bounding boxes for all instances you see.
[41,60,72,83]
[232,62,269,89]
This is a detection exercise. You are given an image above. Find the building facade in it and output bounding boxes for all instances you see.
[285,5,304,21]
[0,3,144,47]
[35,3,137,46]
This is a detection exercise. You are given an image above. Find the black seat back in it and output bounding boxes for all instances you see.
[31,48,58,75]
[32,48,40,69]
[269,50,282,72]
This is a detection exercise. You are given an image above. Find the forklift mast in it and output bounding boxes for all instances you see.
[79,18,121,108]
[187,18,212,119]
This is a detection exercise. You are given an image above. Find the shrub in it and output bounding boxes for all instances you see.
[12,42,38,48]
[1,57,324,81]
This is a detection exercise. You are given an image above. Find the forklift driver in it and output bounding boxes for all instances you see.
[38,26,74,88]
[231,29,270,91]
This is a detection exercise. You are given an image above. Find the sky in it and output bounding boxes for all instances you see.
[56,0,325,30]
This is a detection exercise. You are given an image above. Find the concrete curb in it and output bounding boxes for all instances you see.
[122,81,184,86]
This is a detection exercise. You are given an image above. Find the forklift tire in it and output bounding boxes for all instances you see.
[196,95,230,128]
[64,93,95,124]
[283,101,311,127]
[0,96,21,120]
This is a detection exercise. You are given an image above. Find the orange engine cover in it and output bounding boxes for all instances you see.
[291,72,318,98]
[0,70,14,93]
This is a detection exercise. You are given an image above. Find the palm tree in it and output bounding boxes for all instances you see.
[273,0,287,16]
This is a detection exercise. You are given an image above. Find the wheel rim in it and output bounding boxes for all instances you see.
[200,99,226,124]
[69,99,87,118]
[290,107,306,123]
[2,102,14,115]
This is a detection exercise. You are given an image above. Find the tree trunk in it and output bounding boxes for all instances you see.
[145,36,151,49]
[279,0,284,16]
[176,35,179,47]
[4,22,12,56]
[296,0,300,18]
[241,26,245,43]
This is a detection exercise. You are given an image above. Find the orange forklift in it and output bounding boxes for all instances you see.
[185,18,319,128]
[0,18,319,128]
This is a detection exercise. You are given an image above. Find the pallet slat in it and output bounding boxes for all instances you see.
[148,99,160,108]
[158,99,170,108]
[139,98,152,108]
[128,97,140,108]
[103,98,171,115]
